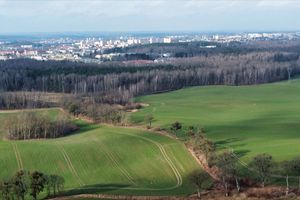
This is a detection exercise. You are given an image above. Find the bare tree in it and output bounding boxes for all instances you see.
[190,171,211,199]
[251,154,273,187]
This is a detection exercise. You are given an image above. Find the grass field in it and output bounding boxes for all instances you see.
[0,109,202,197]
[131,79,300,162]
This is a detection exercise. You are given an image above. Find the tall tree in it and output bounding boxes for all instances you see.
[283,157,300,192]
[251,154,273,187]
[190,171,211,199]
[30,171,47,200]
[216,151,240,196]
[11,170,29,200]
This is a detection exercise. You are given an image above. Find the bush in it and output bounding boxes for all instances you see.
[61,96,127,125]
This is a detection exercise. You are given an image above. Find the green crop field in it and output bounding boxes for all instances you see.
[0,109,201,197]
[132,78,300,162]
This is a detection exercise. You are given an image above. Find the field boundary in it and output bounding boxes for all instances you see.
[12,143,23,170]
[58,145,84,187]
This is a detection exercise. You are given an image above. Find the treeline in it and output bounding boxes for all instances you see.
[0,92,60,109]
[1,48,300,105]
[5,112,78,140]
[0,170,64,200]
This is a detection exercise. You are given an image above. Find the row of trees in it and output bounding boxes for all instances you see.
[4,112,78,140]
[0,92,59,110]
[0,170,64,200]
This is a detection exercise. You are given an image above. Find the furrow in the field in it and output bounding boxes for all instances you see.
[110,131,183,189]
[15,144,24,169]
[157,144,182,186]
[12,143,23,170]
[59,145,84,186]
[96,141,136,185]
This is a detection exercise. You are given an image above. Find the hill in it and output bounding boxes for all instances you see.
[0,108,201,197]
[132,78,300,161]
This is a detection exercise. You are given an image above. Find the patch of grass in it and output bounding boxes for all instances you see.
[132,78,300,162]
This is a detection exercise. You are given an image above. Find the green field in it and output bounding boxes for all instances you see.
[132,79,300,162]
[0,109,201,197]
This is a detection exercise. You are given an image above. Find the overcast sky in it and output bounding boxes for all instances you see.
[0,0,300,33]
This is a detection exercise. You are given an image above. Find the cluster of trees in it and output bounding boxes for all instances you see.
[187,127,300,198]
[154,122,300,198]
[61,96,127,125]
[1,47,300,106]
[5,112,78,140]
[0,170,64,200]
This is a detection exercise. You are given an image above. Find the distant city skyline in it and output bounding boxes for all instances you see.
[0,0,300,33]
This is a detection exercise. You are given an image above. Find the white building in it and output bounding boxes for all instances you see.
[163,37,172,43]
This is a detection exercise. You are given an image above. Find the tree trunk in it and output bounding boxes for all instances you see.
[286,175,289,195]
[223,176,228,196]
[197,188,201,199]
[287,68,291,81]
[235,176,240,192]
[225,182,228,197]
[298,176,300,191]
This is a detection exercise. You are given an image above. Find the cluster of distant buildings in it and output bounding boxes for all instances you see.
[0,36,175,62]
[0,32,300,63]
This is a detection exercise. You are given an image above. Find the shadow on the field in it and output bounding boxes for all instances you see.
[234,149,251,158]
[214,137,250,158]
[214,137,244,149]
[63,183,132,195]
[66,122,99,137]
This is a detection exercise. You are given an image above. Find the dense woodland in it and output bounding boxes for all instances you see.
[0,41,300,107]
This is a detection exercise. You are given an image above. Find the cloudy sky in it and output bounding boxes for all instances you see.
[0,0,299,33]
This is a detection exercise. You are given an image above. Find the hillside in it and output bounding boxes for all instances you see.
[132,78,300,161]
[0,109,201,197]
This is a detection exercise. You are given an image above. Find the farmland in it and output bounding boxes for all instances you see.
[132,78,300,162]
[0,109,201,196]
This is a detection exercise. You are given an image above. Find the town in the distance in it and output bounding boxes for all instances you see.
[1,32,299,63]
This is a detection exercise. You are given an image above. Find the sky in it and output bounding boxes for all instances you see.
[0,0,300,33]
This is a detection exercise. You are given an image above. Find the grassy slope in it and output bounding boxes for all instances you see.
[0,109,201,196]
[132,79,300,162]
